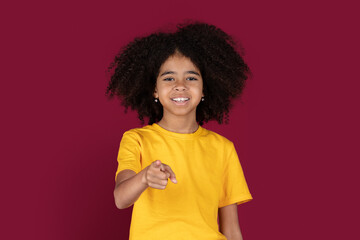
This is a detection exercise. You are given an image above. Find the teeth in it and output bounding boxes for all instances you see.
[172,98,189,102]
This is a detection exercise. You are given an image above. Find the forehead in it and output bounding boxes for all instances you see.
[159,54,200,72]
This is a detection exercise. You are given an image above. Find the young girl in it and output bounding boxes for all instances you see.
[106,21,253,240]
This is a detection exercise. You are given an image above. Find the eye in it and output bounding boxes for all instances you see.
[187,77,197,81]
[163,77,174,81]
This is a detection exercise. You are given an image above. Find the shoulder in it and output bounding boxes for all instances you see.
[122,125,157,139]
[200,128,238,166]
[119,125,156,149]
[200,127,234,148]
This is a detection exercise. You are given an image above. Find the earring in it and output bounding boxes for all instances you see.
[201,97,205,101]
[154,98,158,103]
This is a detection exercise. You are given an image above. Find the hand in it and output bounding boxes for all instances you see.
[143,160,177,190]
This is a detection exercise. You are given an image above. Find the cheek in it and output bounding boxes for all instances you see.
[157,86,171,98]
[196,84,204,96]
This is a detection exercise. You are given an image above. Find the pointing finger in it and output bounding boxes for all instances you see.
[164,165,177,184]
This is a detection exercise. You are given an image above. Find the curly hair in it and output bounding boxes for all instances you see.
[106,21,251,125]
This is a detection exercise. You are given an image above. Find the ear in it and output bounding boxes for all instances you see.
[153,88,158,98]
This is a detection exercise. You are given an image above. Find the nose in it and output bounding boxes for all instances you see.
[174,79,187,91]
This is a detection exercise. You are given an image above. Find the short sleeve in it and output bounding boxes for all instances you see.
[219,142,253,208]
[114,131,142,182]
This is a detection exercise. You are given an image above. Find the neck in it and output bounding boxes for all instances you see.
[157,114,199,134]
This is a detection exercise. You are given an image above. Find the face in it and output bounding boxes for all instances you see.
[154,53,204,120]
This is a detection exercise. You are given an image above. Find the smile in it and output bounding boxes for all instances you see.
[171,97,190,102]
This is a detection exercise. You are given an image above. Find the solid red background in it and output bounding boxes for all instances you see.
[1,0,359,239]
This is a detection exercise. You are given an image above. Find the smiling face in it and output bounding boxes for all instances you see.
[154,53,204,121]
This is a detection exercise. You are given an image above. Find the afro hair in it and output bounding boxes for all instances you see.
[106,21,251,125]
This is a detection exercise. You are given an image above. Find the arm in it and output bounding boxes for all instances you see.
[113,169,148,209]
[114,160,177,209]
[218,204,243,240]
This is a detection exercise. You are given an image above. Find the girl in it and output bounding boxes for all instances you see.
[106,21,253,240]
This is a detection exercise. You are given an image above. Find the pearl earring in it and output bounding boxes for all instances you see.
[154,98,158,103]
[201,97,205,101]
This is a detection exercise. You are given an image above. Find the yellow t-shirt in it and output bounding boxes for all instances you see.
[115,123,253,240]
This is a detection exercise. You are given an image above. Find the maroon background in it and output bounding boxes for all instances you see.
[1,0,359,239]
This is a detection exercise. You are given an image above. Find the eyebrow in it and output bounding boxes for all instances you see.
[160,71,201,77]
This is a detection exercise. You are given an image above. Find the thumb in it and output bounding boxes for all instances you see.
[153,160,162,168]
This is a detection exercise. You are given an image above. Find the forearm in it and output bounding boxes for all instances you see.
[222,231,243,240]
[114,169,148,209]
[219,204,243,240]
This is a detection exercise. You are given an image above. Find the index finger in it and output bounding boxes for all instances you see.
[163,165,177,184]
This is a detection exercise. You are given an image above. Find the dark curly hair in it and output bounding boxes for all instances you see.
[106,20,251,125]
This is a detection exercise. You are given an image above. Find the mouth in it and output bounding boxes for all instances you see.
[171,97,190,103]
[171,97,190,105]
